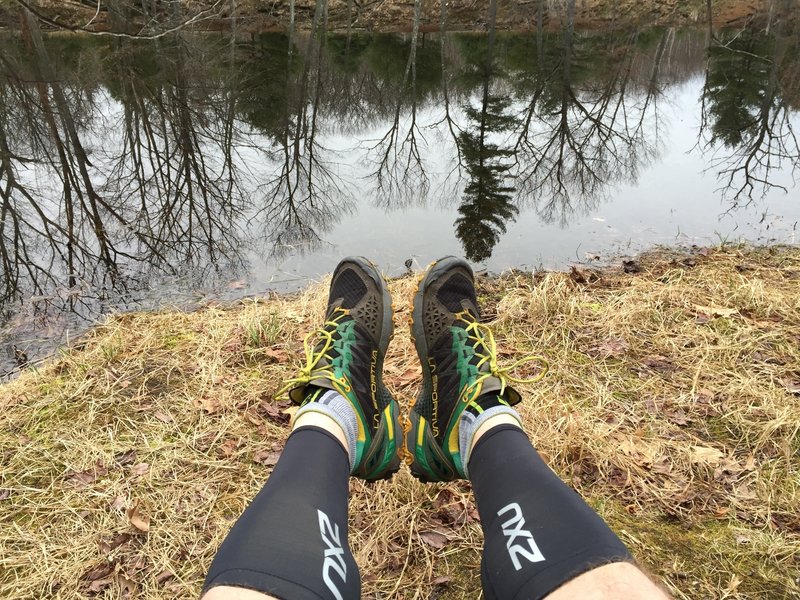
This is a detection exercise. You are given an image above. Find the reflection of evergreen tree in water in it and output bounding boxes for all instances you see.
[703,31,774,149]
[455,93,518,262]
[699,5,800,204]
[454,0,519,262]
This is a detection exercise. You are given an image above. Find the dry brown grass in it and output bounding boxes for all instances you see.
[1,245,799,599]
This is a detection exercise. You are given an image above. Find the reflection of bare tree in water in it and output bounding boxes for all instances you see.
[365,0,429,207]
[699,1,799,206]
[454,0,519,262]
[257,0,351,257]
[513,0,662,223]
[0,10,252,330]
[1,10,159,316]
[107,35,247,270]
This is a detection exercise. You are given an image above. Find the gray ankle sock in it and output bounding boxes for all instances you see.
[294,389,358,471]
[459,405,523,478]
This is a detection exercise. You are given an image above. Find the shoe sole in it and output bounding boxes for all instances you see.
[345,257,403,482]
[407,256,473,482]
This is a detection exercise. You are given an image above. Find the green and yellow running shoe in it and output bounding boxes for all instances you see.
[407,257,547,482]
[278,257,402,481]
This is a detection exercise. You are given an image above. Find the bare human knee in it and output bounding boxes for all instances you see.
[544,562,670,600]
[202,585,279,600]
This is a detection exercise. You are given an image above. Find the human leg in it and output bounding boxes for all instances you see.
[468,421,667,600]
[406,257,668,600]
[203,258,403,599]
[202,419,356,600]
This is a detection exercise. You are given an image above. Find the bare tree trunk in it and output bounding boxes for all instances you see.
[536,0,543,60]
[347,0,353,49]
[765,0,774,34]
[706,0,713,42]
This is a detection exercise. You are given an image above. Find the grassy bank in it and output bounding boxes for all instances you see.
[1,245,799,599]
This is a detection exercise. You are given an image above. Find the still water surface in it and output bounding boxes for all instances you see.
[1,19,798,375]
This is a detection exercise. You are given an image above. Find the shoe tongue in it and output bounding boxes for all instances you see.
[475,375,522,406]
[309,375,336,390]
[480,376,502,395]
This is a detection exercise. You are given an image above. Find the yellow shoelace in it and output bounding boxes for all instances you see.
[455,310,549,407]
[276,308,353,401]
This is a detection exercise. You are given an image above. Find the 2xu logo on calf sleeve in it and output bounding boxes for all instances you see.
[497,502,546,571]
[318,510,347,600]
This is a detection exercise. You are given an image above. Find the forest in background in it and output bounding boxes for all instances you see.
[0,0,784,35]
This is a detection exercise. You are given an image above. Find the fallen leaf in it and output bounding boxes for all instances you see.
[155,570,174,585]
[691,446,724,466]
[725,574,742,594]
[641,356,676,373]
[259,399,292,424]
[254,450,281,467]
[154,412,173,423]
[217,439,240,458]
[116,573,137,597]
[714,457,744,482]
[735,533,750,544]
[110,496,126,510]
[693,388,714,403]
[419,530,449,549]
[569,266,600,284]
[284,406,299,424]
[651,458,672,475]
[694,305,737,318]
[227,279,247,290]
[0,489,10,500]
[666,409,692,427]
[431,575,453,585]
[244,412,263,426]
[114,450,137,466]
[130,463,150,476]
[262,347,289,362]
[193,396,221,414]
[783,379,800,395]
[127,506,150,533]
[98,532,132,557]
[587,338,628,358]
[82,562,114,581]
[622,259,641,273]
[67,463,109,486]
[733,483,757,500]
[396,366,421,386]
[88,577,114,593]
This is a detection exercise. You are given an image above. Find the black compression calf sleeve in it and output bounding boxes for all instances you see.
[203,426,359,600]
[470,425,632,600]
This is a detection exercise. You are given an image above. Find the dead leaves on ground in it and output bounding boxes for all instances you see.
[586,337,629,358]
[417,488,480,551]
[612,432,763,518]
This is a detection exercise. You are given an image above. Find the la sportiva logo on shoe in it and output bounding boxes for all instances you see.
[318,509,347,600]
[370,349,380,427]
[428,357,440,437]
[497,502,546,570]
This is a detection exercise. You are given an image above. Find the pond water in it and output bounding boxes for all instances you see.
[1,11,799,377]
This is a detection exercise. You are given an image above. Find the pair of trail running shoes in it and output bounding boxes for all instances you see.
[278,257,546,482]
